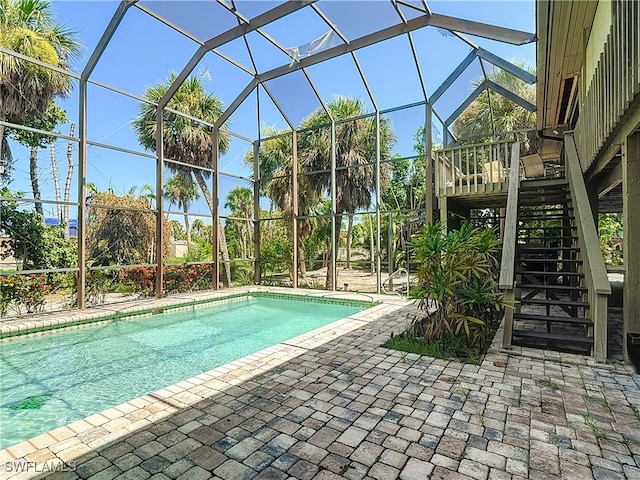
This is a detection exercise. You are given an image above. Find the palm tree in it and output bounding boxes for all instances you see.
[247,127,321,278]
[224,186,253,259]
[0,0,80,175]
[8,102,67,215]
[133,72,232,286]
[164,173,200,246]
[299,97,395,288]
[452,64,536,144]
[191,219,211,242]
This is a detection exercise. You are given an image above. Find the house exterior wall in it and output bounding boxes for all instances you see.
[574,0,639,172]
[584,0,612,91]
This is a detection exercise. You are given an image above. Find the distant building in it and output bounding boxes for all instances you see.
[44,218,78,237]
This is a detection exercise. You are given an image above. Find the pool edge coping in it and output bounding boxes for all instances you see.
[0,287,382,340]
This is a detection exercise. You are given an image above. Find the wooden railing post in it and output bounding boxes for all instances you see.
[499,142,521,350]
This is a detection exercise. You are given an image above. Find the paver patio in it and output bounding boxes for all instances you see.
[1,288,639,480]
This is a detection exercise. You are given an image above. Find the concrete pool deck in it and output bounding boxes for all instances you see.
[1,287,639,480]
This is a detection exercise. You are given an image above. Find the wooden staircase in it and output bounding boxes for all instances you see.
[511,178,594,354]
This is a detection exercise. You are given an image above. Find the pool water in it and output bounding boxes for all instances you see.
[0,296,363,449]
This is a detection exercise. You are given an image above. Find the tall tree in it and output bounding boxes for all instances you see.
[224,185,253,260]
[133,72,233,286]
[452,64,536,144]
[86,190,170,267]
[299,97,395,288]
[8,102,66,215]
[62,122,74,239]
[0,0,80,176]
[164,173,199,246]
[246,128,321,278]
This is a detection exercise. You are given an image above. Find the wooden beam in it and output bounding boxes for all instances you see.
[597,161,622,198]
[623,130,640,362]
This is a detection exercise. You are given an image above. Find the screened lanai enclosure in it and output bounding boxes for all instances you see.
[0,0,539,313]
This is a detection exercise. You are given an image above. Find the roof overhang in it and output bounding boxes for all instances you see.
[536,0,598,162]
[536,0,598,136]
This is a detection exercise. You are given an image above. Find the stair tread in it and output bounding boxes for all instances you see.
[513,313,592,324]
[517,284,587,291]
[519,226,577,230]
[512,330,594,345]
[518,258,583,263]
[521,206,573,210]
[520,178,568,185]
[518,214,573,219]
[516,270,584,276]
[516,248,580,252]
[519,298,589,307]
[517,236,578,240]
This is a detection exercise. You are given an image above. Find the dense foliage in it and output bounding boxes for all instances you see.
[0,0,80,178]
[0,274,49,315]
[133,72,232,285]
[0,188,75,270]
[599,213,623,265]
[407,222,504,352]
[86,191,170,266]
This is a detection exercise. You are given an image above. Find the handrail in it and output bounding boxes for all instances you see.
[499,142,521,289]
[499,143,520,350]
[382,268,409,297]
[565,132,611,362]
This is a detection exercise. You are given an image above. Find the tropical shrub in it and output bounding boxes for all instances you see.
[121,264,215,296]
[599,213,623,265]
[408,221,503,351]
[1,188,76,270]
[86,192,170,266]
[0,274,50,316]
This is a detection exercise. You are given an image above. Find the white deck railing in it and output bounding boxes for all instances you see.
[434,140,513,197]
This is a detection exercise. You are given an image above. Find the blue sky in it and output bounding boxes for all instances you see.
[6,0,536,220]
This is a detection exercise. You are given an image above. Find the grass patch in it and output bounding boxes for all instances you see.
[536,377,559,390]
[583,415,607,440]
[383,331,481,364]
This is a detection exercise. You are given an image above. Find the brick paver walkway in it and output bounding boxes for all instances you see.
[1,288,639,480]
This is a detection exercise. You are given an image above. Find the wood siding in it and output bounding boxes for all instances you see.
[574,0,640,171]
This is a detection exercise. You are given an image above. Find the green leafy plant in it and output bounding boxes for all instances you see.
[583,415,607,440]
[408,221,503,350]
[536,377,559,390]
[383,331,481,364]
[0,274,50,315]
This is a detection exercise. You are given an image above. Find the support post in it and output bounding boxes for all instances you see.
[292,131,299,288]
[388,212,394,282]
[425,103,433,223]
[155,107,164,298]
[502,284,515,350]
[253,141,261,285]
[212,128,220,290]
[623,131,640,362]
[331,121,337,291]
[77,79,87,309]
[439,196,448,231]
[376,111,382,293]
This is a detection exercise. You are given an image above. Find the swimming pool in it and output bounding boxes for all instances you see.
[0,295,365,449]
